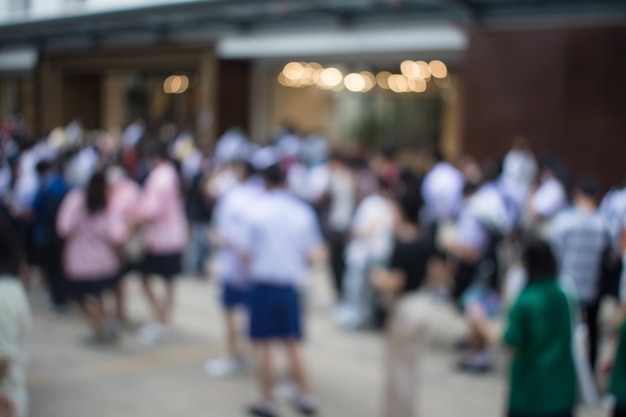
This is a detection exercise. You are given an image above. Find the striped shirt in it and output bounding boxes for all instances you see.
[550,207,610,303]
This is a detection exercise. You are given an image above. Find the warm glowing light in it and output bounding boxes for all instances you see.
[320,67,343,87]
[344,73,366,92]
[401,60,420,78]
[283,62,305,80]
[278,72,297,87]
[415,61,431,79]
[360,71,376,91]
[429,60,448,79]
[389,74,408,93]
[164,75,190,94]
[376,71,392,89]
[408,77,427,93]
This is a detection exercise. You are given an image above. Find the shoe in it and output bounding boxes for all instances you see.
[293,397,318,416]
[273,379,297,400]
[138,322,166,345]
[203,357,245,378]
[247,403,280,417]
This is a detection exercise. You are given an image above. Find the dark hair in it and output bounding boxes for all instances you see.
[575,177,601,198]
[395,196,419,226]
[233,159,256,179]
[0,212,23,276]
[522,238,557,282]
[35,160,52,176]
[86,171,108,215]
[432,148,444,163]
[481,159,501,184]
[262,163,285,186]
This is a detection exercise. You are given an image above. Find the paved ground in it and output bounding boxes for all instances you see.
[27,267,606,417]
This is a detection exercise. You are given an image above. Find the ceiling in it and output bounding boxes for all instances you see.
[0,0,624,52]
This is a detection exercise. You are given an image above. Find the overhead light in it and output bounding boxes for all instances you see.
[401,60,420,78]
[388,74,408,93]
[320,67,343,87]
[429,60,448,79]
[283,62,305,80]
[164,75,189,94]
[376,71,392,89]
[360,71,376,91]
[344,73,366,92]
[408,77,427,92]
[415,61,431,80]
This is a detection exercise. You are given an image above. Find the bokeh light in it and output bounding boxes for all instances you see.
[320,67,343,87]
[429,60,448,79]
[344,73,366,92]
[283,62,305,80]
[376,71,392,89]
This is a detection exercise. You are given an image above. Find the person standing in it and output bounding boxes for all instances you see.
[57,171,126,342]
[205,159,263,377]
[502,239,576,417]
[242,162,323,417]
[0,213,30,417]
[31,159,69,311]
[135,142,188,344]
[550,178,612,371]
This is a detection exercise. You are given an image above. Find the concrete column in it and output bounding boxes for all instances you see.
[249,60,271,143]
[38,57,64,132]
[101,72,126,131]
[197,48,217,148]
[440,76,462,163]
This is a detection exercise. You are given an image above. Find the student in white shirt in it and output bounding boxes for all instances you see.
[0,214,30,417]
[205,159,264,378]
[241,163,323,417]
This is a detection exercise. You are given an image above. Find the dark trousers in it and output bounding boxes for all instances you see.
[328,229,347,302]
[39,243,68,307]
[583,299,601,371]
[614,406,626,417]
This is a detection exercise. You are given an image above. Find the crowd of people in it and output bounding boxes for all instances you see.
[1,114,626,417]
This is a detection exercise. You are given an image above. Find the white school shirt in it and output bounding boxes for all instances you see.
[421,162,464,223]
[350,193,394,260]
[0,278,30,417]
[530,177,567,219]
[242,189,322,285]
[213,178,264,284]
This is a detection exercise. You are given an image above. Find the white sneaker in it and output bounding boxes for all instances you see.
[203,357,244,378]
[138,322,166,345]
[273,379,297,400]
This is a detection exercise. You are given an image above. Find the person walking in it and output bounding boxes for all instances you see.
[241,162,323,417]
[57,171,126,342]
[205,159,263,377]
[135,142,188,344]
[550,178,612,371]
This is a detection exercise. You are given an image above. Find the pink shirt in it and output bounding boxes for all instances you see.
[135,162,188,254]
[57,190,125,281]
[109,179,140,226]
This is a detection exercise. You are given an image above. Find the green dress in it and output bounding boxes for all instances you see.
[503,279,577,415]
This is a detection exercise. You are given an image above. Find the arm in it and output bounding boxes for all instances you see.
[56,192,83,238]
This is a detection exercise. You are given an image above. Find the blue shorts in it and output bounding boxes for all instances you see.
[248,283,302,341]
[221,283,250,310]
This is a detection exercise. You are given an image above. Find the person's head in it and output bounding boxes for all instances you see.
[391,196,419,231]
[426,252,450,289]
[144,140,169,169]
[86,171,108,215]
[573,177,601,206]
[232,159,256,182]
[0,212,23,277]
[261,163,285,188]
[512,135,529,151]
[480,159,501,184]
[35,160,52,177]
[522,238,557,282]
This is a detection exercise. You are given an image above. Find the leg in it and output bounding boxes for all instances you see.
[76,297,106,337]
[224,308,242,359]
[162,280,176,325]
[114,280,128,323]
[284,339,311,396]
[254,342,275,403]
[140,275,165,323]
[585,300,601,371]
